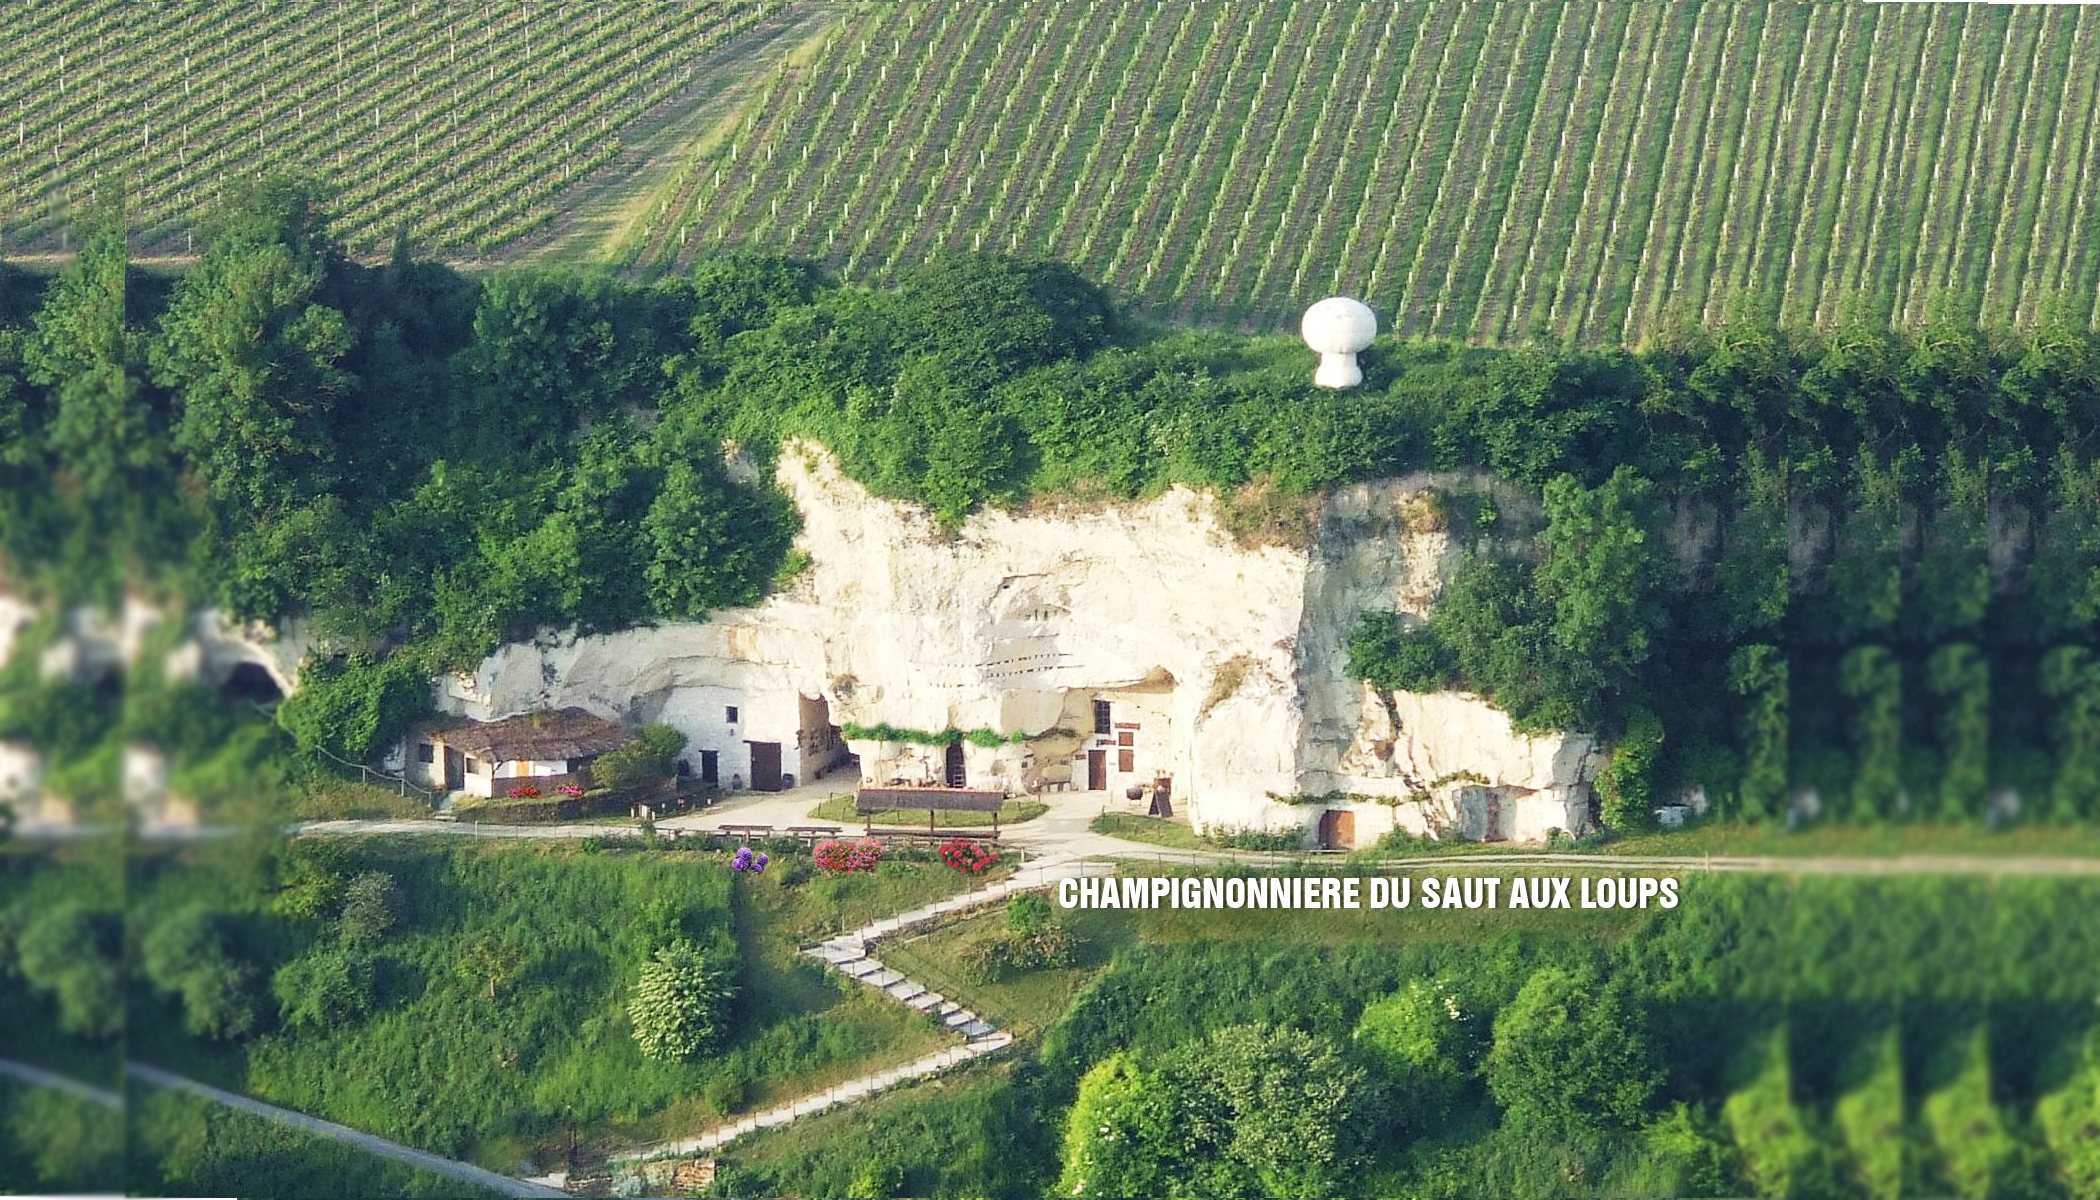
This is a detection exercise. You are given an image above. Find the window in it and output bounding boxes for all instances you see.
[1118,748,1135,773]
[726,706,739,724]
[465,755,481,774]
[1093,700,1112,734]
[417,743,435,764]
[1117,730,1134,747]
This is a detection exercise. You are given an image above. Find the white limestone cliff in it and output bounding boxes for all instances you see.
[215,444,1598,845]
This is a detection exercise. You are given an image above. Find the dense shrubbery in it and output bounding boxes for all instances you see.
[7,180,2096,811]
[591,723,688,793]
[1012,874,2100,1198]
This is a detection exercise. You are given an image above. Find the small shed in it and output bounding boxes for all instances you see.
[409,708,634,798]
[855,786,1008,835]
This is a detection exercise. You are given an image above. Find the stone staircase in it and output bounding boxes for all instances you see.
[612,856,1112,1164]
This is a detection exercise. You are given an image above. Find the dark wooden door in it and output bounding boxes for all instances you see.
[944,740,967,787]
[1087,750,1106,790]
[444,746,465,791]
[700,750,718,785]
[748,742,783,791]
[1319,809,1354,850]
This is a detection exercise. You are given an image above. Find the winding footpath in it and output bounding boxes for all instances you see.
[0,1058,120,1111]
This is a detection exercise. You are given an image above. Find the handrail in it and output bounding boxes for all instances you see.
[309,746,436,802]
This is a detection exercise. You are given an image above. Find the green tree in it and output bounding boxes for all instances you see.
[627,938,735,1061]
[272,947,376,1030]
[1055,1054,1184,1200]
[640,449,796,620]
[140,907,258,1042]
[152,178,355,516]
[14,903,121,1039]
[22,206,158,505]
[593,724,689,793]
[1354,979,1475,1127]
[1486,964,1660,1130]
[1596,709,1665,832]
[337,871,401,947]
[274,652,430,764]
[1532,467,1671,721]
[457,929,528,1001]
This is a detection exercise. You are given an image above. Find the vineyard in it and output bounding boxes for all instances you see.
[640,0,2100,343]
[0,0,783,257]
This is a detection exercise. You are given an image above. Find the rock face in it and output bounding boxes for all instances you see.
[1289,479,1596,844]
[271,445,1600,845]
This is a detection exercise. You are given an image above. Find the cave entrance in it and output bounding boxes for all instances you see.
[222,662,284,707]
[944,739,967,787]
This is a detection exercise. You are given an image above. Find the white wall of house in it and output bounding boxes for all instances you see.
[649,682,813,790]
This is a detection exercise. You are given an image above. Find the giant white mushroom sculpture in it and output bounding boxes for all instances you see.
[1300,296,1377,389]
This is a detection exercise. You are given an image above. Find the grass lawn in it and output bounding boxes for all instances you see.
[1098,812,2100,862]
[705,1059,1054,1200]
[124,836,988,1172]
[1089,812,1205,849]
[1598,820,2100,859]
[288,780,436,821]
[877,907,1133,1039]
[808,794,1047,829]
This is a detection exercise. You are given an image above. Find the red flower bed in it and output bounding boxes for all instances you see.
[939,839,999,875]
[814,838,884,873]
[506,784,543,799]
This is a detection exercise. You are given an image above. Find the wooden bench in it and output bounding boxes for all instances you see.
[718,824,773,840]
[785,825,843,842]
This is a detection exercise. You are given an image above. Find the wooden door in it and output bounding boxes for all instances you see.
[444,746,465,791]
[1319,809,1354,850]
[700,750,718,785]
[944,740,967,787]
[1087,749,1106,790]
[748,741,783,791]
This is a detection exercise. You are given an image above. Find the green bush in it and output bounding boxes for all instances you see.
[1203,826,1303,852]
[1005,893,1051,937]
[13,902,121,1039]
[1353,979,1476,1128]
[1057,1024,1375,1200]
[592,723,688,793]
[276,653,430,764]
[628,937,736,1062]
[1597,709,1665,832]
[337,871,401,948]
[140,906,259,1042]
[272,947,376,1031]
[1486,964,1660,1130]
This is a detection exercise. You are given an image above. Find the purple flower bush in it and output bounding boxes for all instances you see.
[731,845,770,874]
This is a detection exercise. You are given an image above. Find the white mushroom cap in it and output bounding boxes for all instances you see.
[1301,296,1378,354]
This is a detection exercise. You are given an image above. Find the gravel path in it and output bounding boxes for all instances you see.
[0,1058,120,1111]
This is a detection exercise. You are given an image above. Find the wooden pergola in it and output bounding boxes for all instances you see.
[855,786,1008,835]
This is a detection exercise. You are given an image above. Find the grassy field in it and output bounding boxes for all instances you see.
[878,907,1132,1039]
[123,837,976,1170]
[126,1086,504,1200]
[1089,812,1205,849]
[645,0,2100,342]
[808,793,1047,830]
